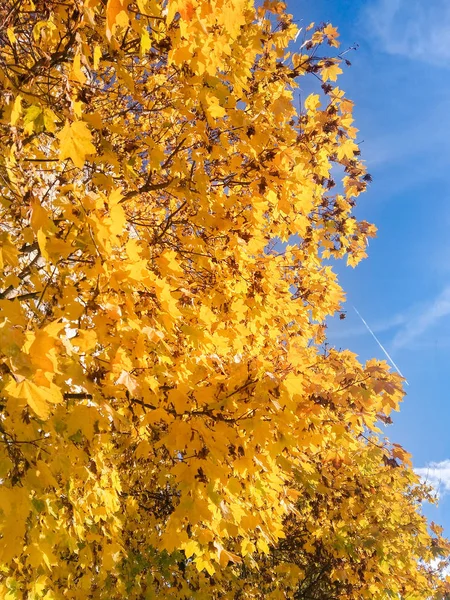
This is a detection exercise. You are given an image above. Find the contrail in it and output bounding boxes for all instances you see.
[353,306,409,385]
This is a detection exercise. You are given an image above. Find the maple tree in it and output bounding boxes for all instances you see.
[0,0,449,598]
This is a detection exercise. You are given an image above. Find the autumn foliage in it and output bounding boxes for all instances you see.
[0,0,448,598]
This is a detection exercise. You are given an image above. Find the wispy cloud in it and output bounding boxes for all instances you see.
[364,0,450,66]
[392,285,450,349]
[331,287,450,352]
[416,459,450,495]
[363,109,450,172]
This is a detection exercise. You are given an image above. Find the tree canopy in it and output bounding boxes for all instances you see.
[0,0,448,598]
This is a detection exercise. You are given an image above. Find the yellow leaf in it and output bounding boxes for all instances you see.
[167,0,195,25]
[83,111,103,130]
[116,370,138,394]
[73,329,97,352]
[23,105,43,134]
[43,108,57,132]
[194,556,215,575]
[135,439,151,459]
[203,94,226,122]
[240,539,255,557]
[31,199,50,232]
[37,229,49,261]
[183,539,199,558]
[257,538,270,554]
[7,27,16,44]
[106,0,129,33]
[71,51,87,84]
[340,98,354,113]
[28,330,58,373]
[305,93,321,112]
[141,32,152,55]
[0,233,19,267]
[6,380,55,419]
[57,121,96,168]
[10,95,22,125]
[336,138,359,161]
[323,23,340,47]
[67,405,98,441]
[320,61,343,82]
[93,45,102,70]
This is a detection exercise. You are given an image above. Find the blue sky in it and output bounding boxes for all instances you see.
[290,0,450,532]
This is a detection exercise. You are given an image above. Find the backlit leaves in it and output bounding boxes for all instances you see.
[58,121,95,169]
[57,121,96,168]
[0,1,448,599]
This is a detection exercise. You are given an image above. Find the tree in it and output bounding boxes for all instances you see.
[0,0,448,598]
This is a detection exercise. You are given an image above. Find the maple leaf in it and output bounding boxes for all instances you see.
[57,121,96,168]
[305,93,321,112]
[168,0,196,24]
[106,0,129,32]
[320,60,343,82]
[6,379,61,419]
[323,23,340,47]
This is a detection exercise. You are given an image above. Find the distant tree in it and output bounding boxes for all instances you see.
[0,0,448,598]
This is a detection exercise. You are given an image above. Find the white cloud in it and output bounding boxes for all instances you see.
[416,459,450,495]
[391,285,450,349]
[364,0,450,66]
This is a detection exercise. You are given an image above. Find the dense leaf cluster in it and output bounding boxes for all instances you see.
[0,0,448,598]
